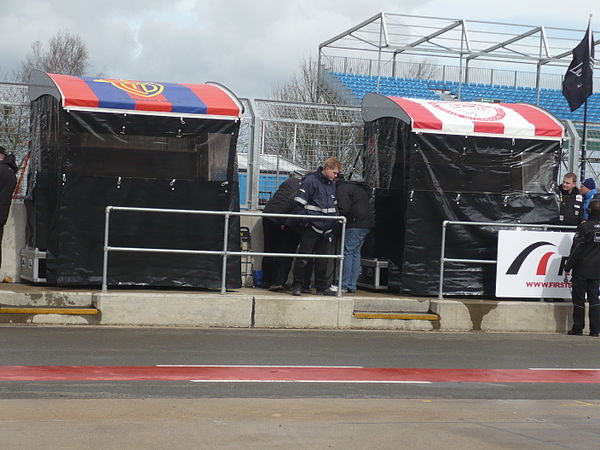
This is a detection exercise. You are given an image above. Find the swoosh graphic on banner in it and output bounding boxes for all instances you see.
[506,241,555,275]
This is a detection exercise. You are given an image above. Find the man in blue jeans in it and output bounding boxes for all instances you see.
[336,176,375,293]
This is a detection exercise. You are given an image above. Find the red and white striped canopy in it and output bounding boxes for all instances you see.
[362,94,564,140]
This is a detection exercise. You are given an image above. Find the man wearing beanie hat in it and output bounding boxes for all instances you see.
[0,146,18,270]
[580,178,597,220]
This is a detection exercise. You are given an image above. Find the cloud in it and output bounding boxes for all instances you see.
[1,0,597,97]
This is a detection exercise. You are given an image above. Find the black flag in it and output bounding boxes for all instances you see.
[562,19,595,112]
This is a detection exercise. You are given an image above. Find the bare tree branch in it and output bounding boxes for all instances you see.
[1,30,90,160]
[17,30,89,82]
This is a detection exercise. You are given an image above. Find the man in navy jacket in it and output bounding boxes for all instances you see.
[291,157,341,296]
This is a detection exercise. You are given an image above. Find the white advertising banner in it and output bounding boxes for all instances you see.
[496,230,574,298]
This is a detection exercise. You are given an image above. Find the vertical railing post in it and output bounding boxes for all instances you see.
[337,219,347,297]
[438,220,448,300]
[221,213,231,294]
[102,206,111,293]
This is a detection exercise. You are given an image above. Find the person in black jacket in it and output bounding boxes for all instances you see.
[291,157,342,296]
[0,146,18,270]
[336,177,375,293]
[564,199,600,336]
[556,172,583,226]
[261,174,301,291]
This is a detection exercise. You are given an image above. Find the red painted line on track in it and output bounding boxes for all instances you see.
[1,366,600,383]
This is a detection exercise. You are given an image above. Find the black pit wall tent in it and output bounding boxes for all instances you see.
[361,93,565,296]
[26,70,244,288]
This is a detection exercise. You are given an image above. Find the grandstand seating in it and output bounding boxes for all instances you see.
[331,72,600,122]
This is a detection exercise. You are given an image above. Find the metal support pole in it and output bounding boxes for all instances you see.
[316,50,323,103]
[247,98,262,210]
[292,124,297,162]
[535,63,542,106]
[458,27,465,100]
[221,213,230,295]
[337,219,347,297]
[438,220,448,300]
[376,20,383,93]
[102,207,111,293]
[564,120,581,174]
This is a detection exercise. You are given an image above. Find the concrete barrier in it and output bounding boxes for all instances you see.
[0,289,94,308]
[94,293,253,327]
[431,298,574,333]
[1,201,26,283]
[0,283,580,333]
[253,295,354,329]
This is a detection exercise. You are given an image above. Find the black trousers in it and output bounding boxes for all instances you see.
[0,226,3,269]
[571,276,600,334]
[293,227,335,292]
[262,218,300,287]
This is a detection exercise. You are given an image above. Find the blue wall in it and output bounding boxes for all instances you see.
[238,173,289,208]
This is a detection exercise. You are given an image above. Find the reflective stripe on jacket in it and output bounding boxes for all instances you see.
[293,170,337,231]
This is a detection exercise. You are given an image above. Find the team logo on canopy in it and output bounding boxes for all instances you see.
[429,101,506,122]
[94,79,165,98]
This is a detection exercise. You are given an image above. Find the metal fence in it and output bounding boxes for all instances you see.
[238,98,362,209]
[0,81,29,198]
[102,206,347,295]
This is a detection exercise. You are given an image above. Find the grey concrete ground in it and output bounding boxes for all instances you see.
[2,398,599,450]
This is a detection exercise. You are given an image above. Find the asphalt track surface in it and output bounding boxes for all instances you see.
[1,327,600,400]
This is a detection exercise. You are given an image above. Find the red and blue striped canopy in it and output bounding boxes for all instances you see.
[29,71,242,120]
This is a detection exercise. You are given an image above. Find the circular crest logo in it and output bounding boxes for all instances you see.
[430,102,506,122]
[94,78,165,98]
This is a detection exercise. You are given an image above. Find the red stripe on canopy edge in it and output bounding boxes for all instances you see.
[387,97,443,131]
[473,121,505,135]
[181,84,241,117]
[47,73,99,108]
[501,103,564,138]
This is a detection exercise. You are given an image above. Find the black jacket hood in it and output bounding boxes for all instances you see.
[0,154,18,174]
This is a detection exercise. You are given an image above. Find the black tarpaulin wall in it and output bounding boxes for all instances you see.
[26,94,242,288]
[362,102,562,297]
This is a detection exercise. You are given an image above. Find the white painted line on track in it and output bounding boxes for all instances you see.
[528,368,600,371]
[189,380,431,384]
[157,365,365,368]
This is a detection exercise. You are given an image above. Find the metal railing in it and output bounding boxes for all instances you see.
[438,220,577,299]
[102,206,347,296]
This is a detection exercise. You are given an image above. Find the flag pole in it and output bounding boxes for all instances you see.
[581,98,589,181]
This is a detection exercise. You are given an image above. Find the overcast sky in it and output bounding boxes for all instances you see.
[0,0,598,98]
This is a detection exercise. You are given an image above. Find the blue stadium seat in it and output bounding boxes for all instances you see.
[330,71,600,119]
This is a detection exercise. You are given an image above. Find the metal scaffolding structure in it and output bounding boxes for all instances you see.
[318,13,600,95]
